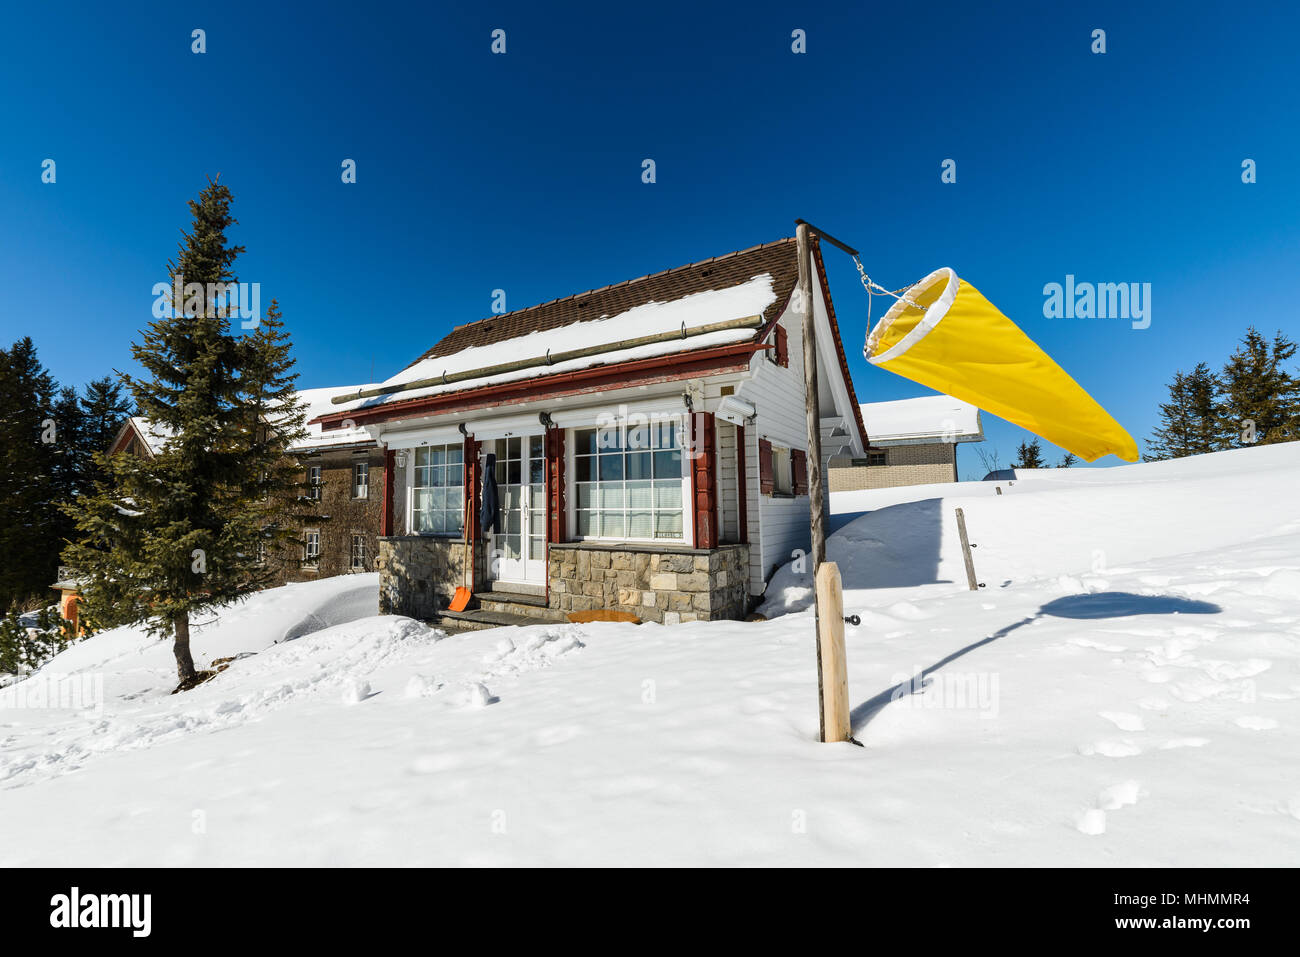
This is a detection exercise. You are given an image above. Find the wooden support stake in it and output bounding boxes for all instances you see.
[815,562,851,743]
[797,222,829,741]
[955,507,979,591]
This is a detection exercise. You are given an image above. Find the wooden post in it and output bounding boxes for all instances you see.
[798,223,827,569]
[955,507,979,591]
[815,562,851,743]
[797,222,829,741]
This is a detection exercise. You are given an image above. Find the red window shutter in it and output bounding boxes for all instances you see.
[774,324,788,367]
[691,413,718,549]
[792,449,809,496]
[758,438,774,495]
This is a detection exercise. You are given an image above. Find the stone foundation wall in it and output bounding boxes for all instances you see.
[547,544,749,624]
[376,536,484,619]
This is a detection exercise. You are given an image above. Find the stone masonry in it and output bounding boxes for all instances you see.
[376,536,484,619]
[546,543,749,624]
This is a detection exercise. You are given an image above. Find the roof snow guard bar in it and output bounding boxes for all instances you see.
[331,313,766,405]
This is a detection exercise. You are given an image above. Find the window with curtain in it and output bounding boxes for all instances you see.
[574,420,684,540]
[411,444,465,535]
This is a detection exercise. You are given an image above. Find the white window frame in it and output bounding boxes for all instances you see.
[350,533,367,570]
[567,419,692,544]
[307,465,322,501]
[303,529,321,567]
[353,461,369,499]
[407,443,465,538]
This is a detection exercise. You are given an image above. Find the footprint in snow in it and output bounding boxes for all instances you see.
[1079,739,1142,758]
[1100,711,1145,732]
[341,680,372,705]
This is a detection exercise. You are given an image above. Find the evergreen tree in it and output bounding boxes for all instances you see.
[63,178,304,687]
[1013,437,1044,469]
[1057,452,1078,468]
[1218,328,1299,447]
[1145,362,1224,460]
[77,377,133,468]
[0,338,60,608]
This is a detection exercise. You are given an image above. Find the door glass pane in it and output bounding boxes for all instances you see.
[529,435,543,457]
[530,538,545,560]
[507,436,521,458]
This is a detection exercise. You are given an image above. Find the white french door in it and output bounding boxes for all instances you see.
[491,434,547,584]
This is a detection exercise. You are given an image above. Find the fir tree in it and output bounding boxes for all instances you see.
[1145,363,1224,460]
[0,338,60,608]
[1013,438,1044,469]
[1218,328,1299,447]
[63,178,304,687]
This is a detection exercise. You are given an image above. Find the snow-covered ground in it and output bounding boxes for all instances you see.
[2,446,1298,865]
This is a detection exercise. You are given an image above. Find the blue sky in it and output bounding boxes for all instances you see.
[2,0,1296,478]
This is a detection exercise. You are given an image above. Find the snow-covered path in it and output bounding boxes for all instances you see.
[1,447,1298,866]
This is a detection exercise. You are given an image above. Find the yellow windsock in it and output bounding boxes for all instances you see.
[864,268,1138,462]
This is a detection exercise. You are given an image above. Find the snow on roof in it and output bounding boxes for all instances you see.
[349,273,779,411]
[121,387,378,456]
[861,395,982,445]
[125,417,174,456]
[293,386,378,451]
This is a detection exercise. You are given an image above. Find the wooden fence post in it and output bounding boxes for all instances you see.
[955,507,980,591]
[815,562,851,742]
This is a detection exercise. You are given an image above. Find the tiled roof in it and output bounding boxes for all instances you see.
[406,238,800,366]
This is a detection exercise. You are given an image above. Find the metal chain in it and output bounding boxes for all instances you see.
[854,255,927,338]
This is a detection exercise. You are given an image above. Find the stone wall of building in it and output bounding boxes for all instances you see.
[277,445,388,584]
[828,442,957,491]
[376,536,484,619]
[546,543,750,624]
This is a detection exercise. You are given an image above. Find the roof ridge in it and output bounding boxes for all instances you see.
[448,237,796,332]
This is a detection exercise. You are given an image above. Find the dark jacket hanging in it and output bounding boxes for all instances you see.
[480,452,499,535]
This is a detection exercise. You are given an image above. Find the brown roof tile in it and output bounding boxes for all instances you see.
[406,238,799,367]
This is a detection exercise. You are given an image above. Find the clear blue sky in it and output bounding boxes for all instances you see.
[2,0,1296,477]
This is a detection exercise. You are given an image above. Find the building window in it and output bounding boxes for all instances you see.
[772,446,792,494]
[303,529,320,567]
[574,420,684,540]
[353,462,369,499]
[255,537,267,565]
[868,449,888,467]
[350,534,367,570]
[411,444,464,536]
[307,465,322,500]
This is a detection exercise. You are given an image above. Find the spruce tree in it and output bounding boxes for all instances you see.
[0,338,60,608]
[1218,328,1299,447]
[1145,363,1224,460]
[1013,438,1044,469]
[63,178,304,687]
